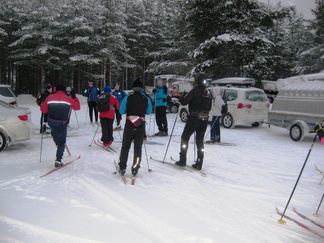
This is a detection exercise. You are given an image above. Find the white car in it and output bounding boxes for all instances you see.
[179,86,270,128]
[0,100,35,151]
[0,84,18,107]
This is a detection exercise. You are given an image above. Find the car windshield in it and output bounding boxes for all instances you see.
[245,91,268,102]
[0,99,13,108]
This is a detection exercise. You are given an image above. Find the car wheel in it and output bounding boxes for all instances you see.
[222,113,234,129]
[252,122,260,127]
[170,104,178,114]
[180,109,188,122]
[0,131,8,152]
[289,124,304,142]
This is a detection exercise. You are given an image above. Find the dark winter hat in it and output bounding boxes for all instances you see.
[46,83,52,90]
[56,84,66,92]
[132,78,143,88]
[156,76,162,81]
[104,86,111,93]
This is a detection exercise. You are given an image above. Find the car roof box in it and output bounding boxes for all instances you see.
[211,77,255,87]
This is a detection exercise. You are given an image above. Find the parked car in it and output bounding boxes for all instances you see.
[0,84,18,107]
[0,100,35,151]
[179,86,270,128]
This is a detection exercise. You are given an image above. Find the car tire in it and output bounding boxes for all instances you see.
[289,124,304,142]
[0,131,8,152]
[222,113,234,129]
[252,122,261,127]
[180,109,188,123]
[170,104,178,114]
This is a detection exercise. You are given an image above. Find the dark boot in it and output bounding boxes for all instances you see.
[192,158,203,170]
[131,157,141,176]
[175,152,186,166]
[175,140,188,166]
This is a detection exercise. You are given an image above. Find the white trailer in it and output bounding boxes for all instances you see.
[268,81,324,141]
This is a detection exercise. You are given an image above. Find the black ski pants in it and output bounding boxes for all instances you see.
[118,121,145,170]
[179,115,208,163]
[100,117,114,143]
[155,106,168,132]
[87,101,98,122]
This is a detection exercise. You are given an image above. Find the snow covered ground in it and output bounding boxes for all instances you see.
[0,94,323,243]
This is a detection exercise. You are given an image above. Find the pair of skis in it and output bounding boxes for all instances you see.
[113,160,136,185]
[276,207,324,239]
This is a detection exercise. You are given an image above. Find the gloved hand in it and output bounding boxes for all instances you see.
[152,88,157,93]
[70,90,76,98]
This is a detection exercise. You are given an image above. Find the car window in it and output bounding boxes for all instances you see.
[0,87,15,97]
[245,91,268,102]
[224,90,238,101]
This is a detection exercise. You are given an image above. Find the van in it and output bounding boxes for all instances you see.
[0,84,17,107]
[268,81,324,141]
[179,85,270,128]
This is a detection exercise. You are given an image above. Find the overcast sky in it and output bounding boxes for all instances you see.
[258,0,316,19]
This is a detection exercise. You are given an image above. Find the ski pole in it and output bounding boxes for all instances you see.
[313,193,324,217]
[162,111,178,163]
[39,115,45,163]
[89,122,100,147]
[278,134,318,223]
[84,104,89,125]
[74,110,80,128]
[143,138,152,172]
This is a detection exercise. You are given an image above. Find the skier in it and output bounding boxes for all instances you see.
[112,82,127,130]
[206,89,226,143]
[153,76,168,136]
[117,78,152,176]
[41,84,80,167]
[175,73,212,170]
[36,83,53,134]
[97,86,119,146]
[83,81,100,124]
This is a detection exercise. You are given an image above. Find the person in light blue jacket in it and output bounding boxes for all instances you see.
[153,76,168,136]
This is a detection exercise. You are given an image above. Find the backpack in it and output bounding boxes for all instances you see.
[96,93,110,112]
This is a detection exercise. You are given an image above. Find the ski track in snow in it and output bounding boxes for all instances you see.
[0,95,323,242]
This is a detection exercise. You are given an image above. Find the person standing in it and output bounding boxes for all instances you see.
[40,84,80,167]
[206,90,226,143]
[175,73,212,170]
[83,81,100,124]
[97,86,119,146]
[153,76,168,136]
[117,78,152,176]
[112,82,127,130]
[36,83,53,133]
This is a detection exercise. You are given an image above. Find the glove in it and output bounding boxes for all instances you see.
[70,90,76,98]
[179,91,187,99]
[152,88,157,93]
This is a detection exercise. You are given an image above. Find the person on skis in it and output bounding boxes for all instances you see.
[117,78,152,176]
[175,73,212,170]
